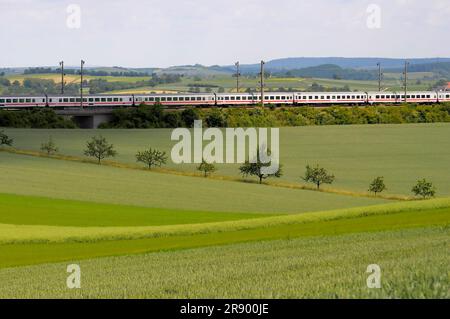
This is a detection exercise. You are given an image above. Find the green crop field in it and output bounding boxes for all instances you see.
[0,152,388,214]
[0,226,448,298]
[0,124,449,299]
[5,73,151,84]
[4,123,450,196]
[0,193,267,227]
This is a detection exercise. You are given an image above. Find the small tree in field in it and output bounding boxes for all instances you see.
[412,179,436,199]
[239,149,282,184]
[368,177,387,196]
[0,130,13,147]
[197,159,217,177]
[136,148,168,169]
[40,136,58,155]
[84,136,117,164]
[302,164,335,190]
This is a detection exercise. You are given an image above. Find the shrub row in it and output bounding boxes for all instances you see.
[0,109,77,128]
[100,103,450,128]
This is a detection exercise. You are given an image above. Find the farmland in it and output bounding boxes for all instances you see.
[4,123,450,196]
[0,124,449,298]
[0,226,448,298]
[1,73,437,95]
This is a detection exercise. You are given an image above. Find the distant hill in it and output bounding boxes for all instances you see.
[230,57,450,74]
[385,62,450,78]
[275,64,377,81]
[4,57,450,80]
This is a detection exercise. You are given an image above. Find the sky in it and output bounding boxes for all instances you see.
[1,0,450,68]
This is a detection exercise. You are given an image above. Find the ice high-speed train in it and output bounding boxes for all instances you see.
[0,91,449,109]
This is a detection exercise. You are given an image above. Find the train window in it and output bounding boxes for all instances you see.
[303,96,307,100]
[26,99,31,103]
[242,96,247,100]
[89,98,93,102]
[155,97,160,102]
[422,95,425,98]
[332,96,336,99]
[101,98,105,102]
[160,97,166,101]
[197,97,202,101]
[202,97,206,101]
[236,96,241,100]
[94,98,99,102]
[172,97,177,101]
[376,95,380,99]
[19,99,24,103]
[346,96,350,99]
[447,95,450,98]
[0,99,4,103]
[337,96,341,99]
[230,96,235,100]
[319,96,324,99]
[276,96,280,100]
[106,98,111,102]
[113,98,119,102]
[166,97,172,101]
[6,99,11,103]
[63,98,68,102]
[83,98,87,102]
[148,97,154,101]
[13,99,18,103]
[270,96,275,100]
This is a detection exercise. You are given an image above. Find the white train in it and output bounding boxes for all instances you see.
[0,91,449,109]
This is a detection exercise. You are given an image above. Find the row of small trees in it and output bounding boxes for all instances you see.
[0,131,437,199]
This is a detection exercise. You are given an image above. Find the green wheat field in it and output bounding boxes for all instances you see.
[0,123,449,298]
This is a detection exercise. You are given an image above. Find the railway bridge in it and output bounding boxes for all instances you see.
[55,108,117,128]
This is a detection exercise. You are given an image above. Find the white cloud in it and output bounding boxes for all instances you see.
[0,0,449,67]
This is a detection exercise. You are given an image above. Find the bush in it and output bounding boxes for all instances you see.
[96,103,450,129]
[0,110,77,128]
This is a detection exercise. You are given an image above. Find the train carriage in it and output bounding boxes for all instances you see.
[135,94,216,107]
[216,92,294,106]
[368,91,438,104]
[0,95,46,108]
[438,92,450,102]
[295,92,367,105]
[48,95,132,108]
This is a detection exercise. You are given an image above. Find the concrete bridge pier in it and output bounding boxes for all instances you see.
[71,114,113,129]
[55,109,115,129]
